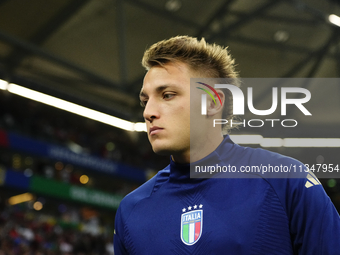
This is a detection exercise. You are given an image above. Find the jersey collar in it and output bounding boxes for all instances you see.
[169,135,235,182]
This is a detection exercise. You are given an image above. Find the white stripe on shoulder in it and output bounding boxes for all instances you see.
[305,172,321,188]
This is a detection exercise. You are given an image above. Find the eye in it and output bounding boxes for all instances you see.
[140,100,148,107]
[163,93,175,100]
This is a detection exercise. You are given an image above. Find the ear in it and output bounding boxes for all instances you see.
[207,89,225,116]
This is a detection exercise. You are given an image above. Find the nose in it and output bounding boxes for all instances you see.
[143,98,160,122]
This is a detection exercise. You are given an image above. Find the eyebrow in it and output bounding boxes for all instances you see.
[139,85,171,98]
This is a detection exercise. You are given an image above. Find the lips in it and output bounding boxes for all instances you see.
[149,126,163,136]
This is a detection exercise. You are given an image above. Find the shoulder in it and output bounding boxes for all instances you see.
[226,143,321,205]
[239,147,328,215]
[113,166,170,253]
[237,143,302,164]
[230,145,340,253]
[118,165,170,218]
[232,143,307,179]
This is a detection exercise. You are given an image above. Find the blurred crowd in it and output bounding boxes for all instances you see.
[0,86,169,255]
[0,203,114,255]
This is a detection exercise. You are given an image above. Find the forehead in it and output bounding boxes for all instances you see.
[141,62,192,94]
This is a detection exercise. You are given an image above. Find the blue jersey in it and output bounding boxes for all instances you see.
[114,136,340,254]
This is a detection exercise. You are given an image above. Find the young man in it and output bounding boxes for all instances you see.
[114,36,340,254]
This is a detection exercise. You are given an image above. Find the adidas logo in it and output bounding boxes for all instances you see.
[305,172,321,188]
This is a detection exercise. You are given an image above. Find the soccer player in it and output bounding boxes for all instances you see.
[114,36,340,254]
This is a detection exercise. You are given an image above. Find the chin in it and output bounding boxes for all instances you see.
[151,142,188,157]
[152,146,173,156]
[151,141,175,155]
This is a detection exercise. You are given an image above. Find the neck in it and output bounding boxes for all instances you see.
[172,132,224,164]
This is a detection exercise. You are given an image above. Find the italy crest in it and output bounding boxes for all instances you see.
[180,204,203,245]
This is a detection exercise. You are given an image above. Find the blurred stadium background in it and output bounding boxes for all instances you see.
[0,0,339,254]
